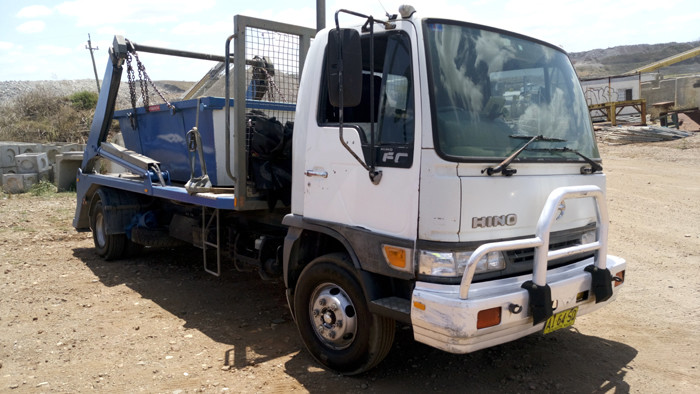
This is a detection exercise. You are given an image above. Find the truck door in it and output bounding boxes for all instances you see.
[302,28,421,239]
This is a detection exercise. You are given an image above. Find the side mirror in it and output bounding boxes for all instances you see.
[326,28,362,108]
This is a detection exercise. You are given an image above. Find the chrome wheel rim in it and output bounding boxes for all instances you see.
[94,212,106,248]
[308,282,358,350]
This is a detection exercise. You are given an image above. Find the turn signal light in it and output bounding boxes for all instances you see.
[477,307,501,329]
[384,245,406,268]
[382,245,412,272]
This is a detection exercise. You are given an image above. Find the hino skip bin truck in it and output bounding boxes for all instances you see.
[73,5,626,374]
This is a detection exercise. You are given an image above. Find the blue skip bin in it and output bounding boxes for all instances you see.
[113,97,295,187]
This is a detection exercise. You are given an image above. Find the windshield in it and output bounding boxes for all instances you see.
[423,20,599,161]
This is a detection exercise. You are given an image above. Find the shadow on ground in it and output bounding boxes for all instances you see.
[74,245,637,393]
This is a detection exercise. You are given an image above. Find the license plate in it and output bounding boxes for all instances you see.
[543,306,578,334]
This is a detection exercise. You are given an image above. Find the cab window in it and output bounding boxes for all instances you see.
[319,31,415,168]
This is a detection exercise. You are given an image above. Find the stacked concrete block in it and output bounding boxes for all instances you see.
[55,151,84,192]
[0,166,16,187]
[15,152,49,174]
[2,173,39,194]
[1,143,19,187]
[42,143,63,165]
[1,143,20,166]
[2,152,50,193]
[0,142,86,192]
[17,142,40,154]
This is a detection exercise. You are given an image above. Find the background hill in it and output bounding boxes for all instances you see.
[569,40,700,78]
[0,79,192,111]
[2,40,699,104]
[1,40,699,144]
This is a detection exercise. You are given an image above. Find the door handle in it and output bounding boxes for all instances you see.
[304,169,328,178]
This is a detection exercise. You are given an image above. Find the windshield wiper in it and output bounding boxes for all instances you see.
[482,135,565,176]
[527,147,603,174]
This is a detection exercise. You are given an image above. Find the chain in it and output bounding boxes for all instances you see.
[261,67,285,102]
[125,47,175,111]
[127,53,138,112]
[252,56,285,103]
[135,53,150,108]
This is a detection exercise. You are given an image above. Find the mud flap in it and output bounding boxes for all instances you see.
[584,265,614,303]
[521,281,553,325]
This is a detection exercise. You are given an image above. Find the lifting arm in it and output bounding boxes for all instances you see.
[81,36,129,173]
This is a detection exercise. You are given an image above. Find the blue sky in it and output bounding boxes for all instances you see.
[1,0,699,82]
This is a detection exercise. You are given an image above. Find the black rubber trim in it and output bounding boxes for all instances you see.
[521,280,553,325]
[584,265,614,303]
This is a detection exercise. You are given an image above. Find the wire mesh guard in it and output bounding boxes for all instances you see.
[244,26,302,124]
[235,19,315,208]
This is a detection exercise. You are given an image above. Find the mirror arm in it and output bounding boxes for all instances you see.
[333,11,383,185]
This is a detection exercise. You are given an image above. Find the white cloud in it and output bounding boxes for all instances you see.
[37,45,74,56]
[54,0,216,27]
[16,20,46,34]
[97,26,127,36]
[0,41,15,50]
[16,5,53,18]
[170,20,231,36]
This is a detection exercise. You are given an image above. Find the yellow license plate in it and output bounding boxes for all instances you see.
[543,306,578,334]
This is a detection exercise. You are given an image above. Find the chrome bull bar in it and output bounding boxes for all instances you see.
[459,185,608,300]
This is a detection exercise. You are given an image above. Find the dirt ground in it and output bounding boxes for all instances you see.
[1,136,699,393]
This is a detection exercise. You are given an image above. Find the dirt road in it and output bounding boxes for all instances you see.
[1,136,698,393]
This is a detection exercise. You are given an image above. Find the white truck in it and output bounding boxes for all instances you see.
[73,5,626,374]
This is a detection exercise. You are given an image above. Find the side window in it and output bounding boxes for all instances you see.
[318,31,415,168]
[378,34,414,145]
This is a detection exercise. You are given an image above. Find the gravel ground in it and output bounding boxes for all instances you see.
[0,136,698,393]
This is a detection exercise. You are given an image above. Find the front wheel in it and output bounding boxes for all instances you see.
[293,253,395,375]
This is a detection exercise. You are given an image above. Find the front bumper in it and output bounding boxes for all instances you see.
[411,255,626,353]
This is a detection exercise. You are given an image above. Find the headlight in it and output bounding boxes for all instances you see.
[418,250,505,277]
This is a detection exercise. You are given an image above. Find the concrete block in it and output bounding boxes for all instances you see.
[0,167,17,186]
[55,151,84,192]
[62,143,85,152]
[41,144,62,165]
[15,152,49,174]
[2,173,38,194]
[41,143,85,165]
[17,142,40,154]
[0,143,20,167]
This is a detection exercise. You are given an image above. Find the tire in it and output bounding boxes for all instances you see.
[90,198,127,260]
[293,253,395,375]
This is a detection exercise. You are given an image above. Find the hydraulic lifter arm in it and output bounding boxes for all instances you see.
[81,35,129,173]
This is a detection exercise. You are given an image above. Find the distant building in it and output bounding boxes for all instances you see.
[580,74,658,120]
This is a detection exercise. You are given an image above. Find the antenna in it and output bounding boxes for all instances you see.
[377,0,390,18]
[85,34,100,93]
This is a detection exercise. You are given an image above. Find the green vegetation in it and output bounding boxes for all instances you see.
[68,90,99,110]
[0,88,96,143]
[28,180,58,196]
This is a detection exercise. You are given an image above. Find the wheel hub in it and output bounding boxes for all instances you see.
[309,282,357,350]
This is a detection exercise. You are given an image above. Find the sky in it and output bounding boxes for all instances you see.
[1,0,699,82]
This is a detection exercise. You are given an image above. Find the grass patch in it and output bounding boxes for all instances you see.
[28,180,58,196]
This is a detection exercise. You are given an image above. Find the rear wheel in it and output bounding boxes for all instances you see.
[90,198,127,260]
[293,253,395,375]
